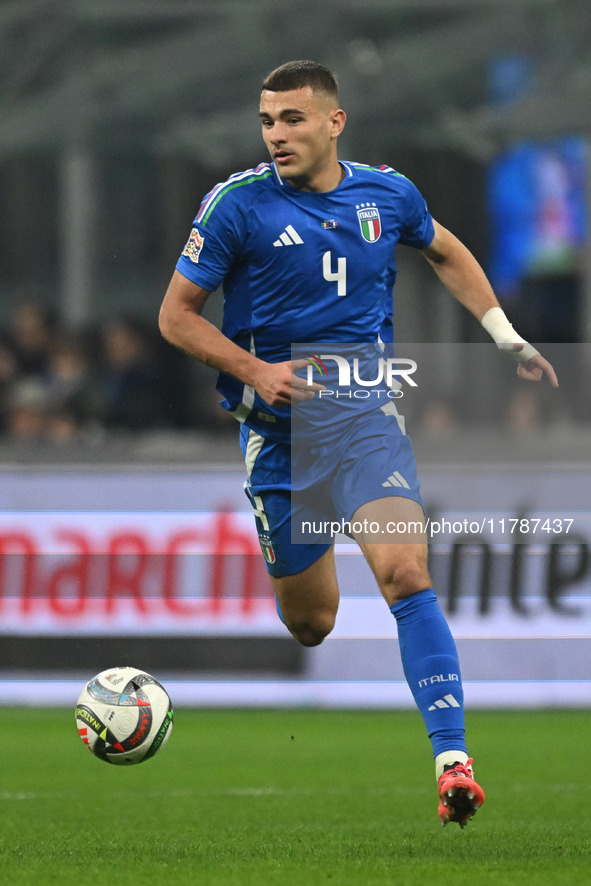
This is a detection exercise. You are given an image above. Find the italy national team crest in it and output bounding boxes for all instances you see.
[258,533,276,564]
[356,203,382,242]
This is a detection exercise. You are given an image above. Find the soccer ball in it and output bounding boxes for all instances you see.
[75,667,173,765]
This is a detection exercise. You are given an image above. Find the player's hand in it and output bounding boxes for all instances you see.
[510,344,559,387]
[289,358,327,402]
[252,359,326,406]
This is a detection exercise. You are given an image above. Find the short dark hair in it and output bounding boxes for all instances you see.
[262,60,339,100]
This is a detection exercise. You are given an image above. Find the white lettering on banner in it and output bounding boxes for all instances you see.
[0,511,277,635]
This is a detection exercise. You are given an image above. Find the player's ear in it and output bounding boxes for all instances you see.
[330,108,346,138]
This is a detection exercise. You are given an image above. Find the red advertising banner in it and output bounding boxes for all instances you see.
[0,511,278,635]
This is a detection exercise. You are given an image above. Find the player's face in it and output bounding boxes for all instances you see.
[259,87,345,191]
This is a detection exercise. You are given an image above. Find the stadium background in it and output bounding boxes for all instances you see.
[0,0,590,709]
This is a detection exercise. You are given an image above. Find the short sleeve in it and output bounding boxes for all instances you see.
[398,179,435,249]
[175,194,245,292]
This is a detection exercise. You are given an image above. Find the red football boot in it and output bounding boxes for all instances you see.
[438,758,485,828]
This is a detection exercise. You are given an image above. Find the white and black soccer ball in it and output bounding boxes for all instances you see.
[75,667,173,765]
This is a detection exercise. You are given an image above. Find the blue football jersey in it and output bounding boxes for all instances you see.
[176,161,435,440]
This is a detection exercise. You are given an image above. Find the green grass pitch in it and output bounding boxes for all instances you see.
[0,707,589,885]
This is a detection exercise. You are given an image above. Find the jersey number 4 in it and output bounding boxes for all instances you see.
[322,251,347,296]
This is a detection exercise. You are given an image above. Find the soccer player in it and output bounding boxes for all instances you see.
[159,60,558,827]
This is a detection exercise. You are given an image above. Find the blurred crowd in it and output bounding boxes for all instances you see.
[0,303,588,447]
[0,302,232,445]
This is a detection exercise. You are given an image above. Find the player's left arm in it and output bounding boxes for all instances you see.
[421,219,558,387]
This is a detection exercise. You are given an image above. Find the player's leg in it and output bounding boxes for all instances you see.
[241,427,339,648]
[353,497,466,756]
[352,496,485,826]
[351,496,430,604]
[271,545,339,647]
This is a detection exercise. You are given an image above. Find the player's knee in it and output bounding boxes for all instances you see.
[288,610,335,647]
[380,558,429,603]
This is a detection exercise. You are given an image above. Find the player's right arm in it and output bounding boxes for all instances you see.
[422,221,559,388]
[159,270,317,405]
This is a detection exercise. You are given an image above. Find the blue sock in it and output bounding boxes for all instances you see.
[390,588,467,758]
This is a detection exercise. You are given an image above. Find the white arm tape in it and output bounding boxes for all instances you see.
[481,307,539,364]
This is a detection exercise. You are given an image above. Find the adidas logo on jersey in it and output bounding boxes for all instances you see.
[428,694,461,711]
[382,471,410,489]
[273,225,304,247]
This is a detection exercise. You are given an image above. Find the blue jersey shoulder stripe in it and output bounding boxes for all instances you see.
[348,162,406,179]
[345,161,407,180]
[377,164,404,177]
[196,163,272,225]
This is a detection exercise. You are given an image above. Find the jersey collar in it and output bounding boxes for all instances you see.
[271,160,353,190]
